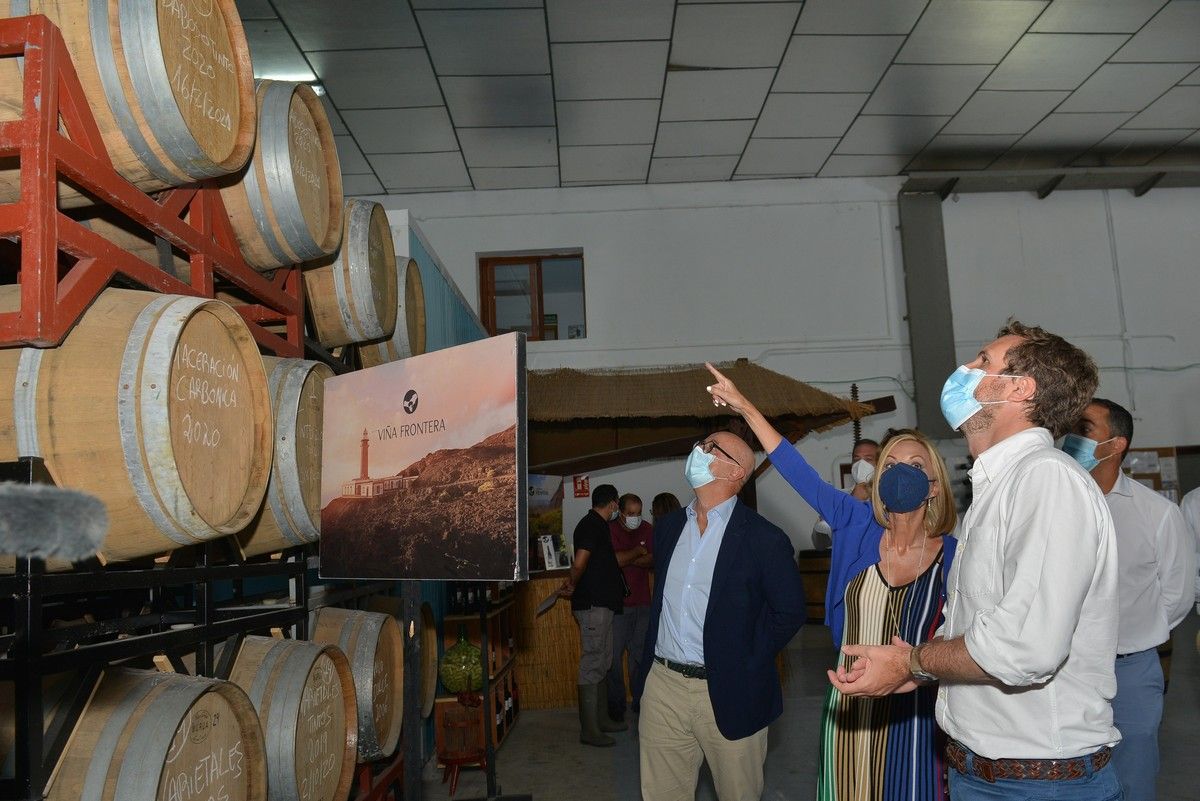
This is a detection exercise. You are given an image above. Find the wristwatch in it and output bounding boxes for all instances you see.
[909,643,938,683]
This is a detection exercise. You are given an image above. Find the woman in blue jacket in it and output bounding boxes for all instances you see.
[705,363,957,801]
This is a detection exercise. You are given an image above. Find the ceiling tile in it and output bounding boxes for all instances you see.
[1031,0,1167,33]
[863,65,993,116]
[1124,86,1200,128]
[988,150,1078,169]
[235,0,276,20]
[1149,129,1200,165]
[1074,128,1193,166]
[559,145,652,182]
[648,156,739,183]
[756,93,867,138]
[1111,2,1200,62]
[908,134,1022,169]
[836,116,951,154]
[1184,66,1200,85]
[897,1,1049,64]
[1058,63,1199,112]
[796,0,927,34]
[737,138,839,174]
[819,154,912,177]
[556,100,660,146]
[274,0,422,50]
[319,94,349,136]
[470,167,560,190]
[242,20,314,82]
[333,136,371,174]
[412,0,543,7]
[368,152,472,190]
[1017,112,1133,149]
[660,69,776,121]
[670,3,802,69]
[775,36,905,93]
[552,42,669,100]
[546,0,674,41]
[310,50,441,109]
[983,34,1127,90]
[342,174,385,196]
[943,91,1070,134]
[457,127,558,167]
[418,10,550,76]
[653,121,755,157]
[441,76,555,126]
[342,108,459,154]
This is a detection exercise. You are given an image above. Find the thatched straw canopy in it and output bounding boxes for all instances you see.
[528,359,877,475]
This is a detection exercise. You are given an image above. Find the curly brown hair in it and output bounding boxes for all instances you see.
[997,320,1098,438]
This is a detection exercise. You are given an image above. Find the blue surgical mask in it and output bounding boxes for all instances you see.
[939,365,1022,430]
[878,462,931,513]
[1060,434,1117,472]
[683,446,716,488]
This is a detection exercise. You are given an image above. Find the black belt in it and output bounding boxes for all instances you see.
[654,655,707,680]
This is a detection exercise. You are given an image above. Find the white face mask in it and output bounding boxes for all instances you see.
[623,515,641,529]
[850,459,875,484]
[608,508,619,521]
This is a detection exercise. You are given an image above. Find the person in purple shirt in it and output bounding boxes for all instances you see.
[606,492,655,722]
[706,363,958,801]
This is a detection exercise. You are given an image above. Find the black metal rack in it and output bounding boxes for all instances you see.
[0,457,311,801]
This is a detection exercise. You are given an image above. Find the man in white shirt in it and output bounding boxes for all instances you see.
[1181,486,1200,615]
[828,320,1122,801]
[1066,398,1196,801]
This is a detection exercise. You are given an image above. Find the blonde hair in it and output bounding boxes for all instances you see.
[870,429,957,536]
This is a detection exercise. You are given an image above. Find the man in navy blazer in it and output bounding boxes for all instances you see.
[635,431,805,801]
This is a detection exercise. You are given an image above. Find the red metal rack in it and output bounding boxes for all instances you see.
[0,14,303,355]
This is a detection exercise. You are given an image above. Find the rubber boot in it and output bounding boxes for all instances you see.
[596,681,628,732]
[577,684,615,747]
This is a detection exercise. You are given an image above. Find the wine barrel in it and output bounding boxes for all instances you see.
[236,357,332,559]
[358,258,426,368]
[303,199,397,348]
[0,287,273,563]
[796,550,831,624]
[219,80,343,271]
[227,636,356,801]
[0,0,256,206]
[420,602,438,718]
[308,607,403,762]
[45,668,266,801]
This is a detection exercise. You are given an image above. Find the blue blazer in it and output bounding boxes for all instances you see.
[633,499,806,740]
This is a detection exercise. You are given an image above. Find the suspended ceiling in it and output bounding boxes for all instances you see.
[236,0,1200,195]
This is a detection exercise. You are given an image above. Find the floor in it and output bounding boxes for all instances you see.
[425,614,1200,801]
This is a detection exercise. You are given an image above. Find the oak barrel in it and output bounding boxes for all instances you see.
[357,258,426,368]
[44,668,266,801]
[236,357,332,559]
[226,636,356,801]
[303,199,397,348]
[219,80,343,271]
[364,596,438,718]
[308,607,404,762]
[0,288,273,563]
[0,0,256,206]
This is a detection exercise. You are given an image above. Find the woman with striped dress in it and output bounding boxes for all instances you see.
[705,363,957,801]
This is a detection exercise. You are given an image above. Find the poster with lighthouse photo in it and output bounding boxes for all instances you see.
[319,333,527,580]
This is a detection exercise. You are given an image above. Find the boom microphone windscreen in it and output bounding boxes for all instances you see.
[0,482,107,562]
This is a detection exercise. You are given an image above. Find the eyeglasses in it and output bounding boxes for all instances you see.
[695,439,743,470]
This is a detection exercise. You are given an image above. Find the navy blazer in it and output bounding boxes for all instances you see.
[633,499,806,740]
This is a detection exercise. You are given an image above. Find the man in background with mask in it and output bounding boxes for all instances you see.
[606,492,655,723]
[811,438,879,549]
[828,320,1122,801]
[635,431,805,801]
[560,483,633,746]
[1063,398,1195,801]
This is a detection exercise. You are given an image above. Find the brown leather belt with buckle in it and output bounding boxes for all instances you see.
[946,740,1112,783]
[654,655,707,680]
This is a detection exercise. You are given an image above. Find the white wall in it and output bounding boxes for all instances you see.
[375,178,1200,552]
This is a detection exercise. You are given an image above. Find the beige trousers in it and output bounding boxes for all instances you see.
[639,661,769,801]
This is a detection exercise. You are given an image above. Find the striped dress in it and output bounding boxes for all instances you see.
[817,549,947,801]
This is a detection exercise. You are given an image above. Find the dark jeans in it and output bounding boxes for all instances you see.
[606,604,650,716]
